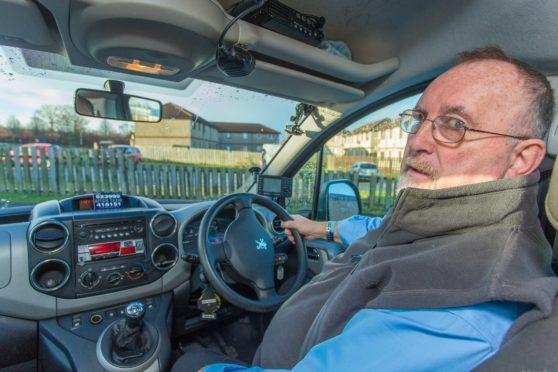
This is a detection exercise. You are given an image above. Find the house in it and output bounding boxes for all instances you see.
[133,103,220,149]
[372,118,407,160]
[211,122,280,152]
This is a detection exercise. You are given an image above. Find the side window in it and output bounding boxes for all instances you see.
[321,94,420,217]
[287,152,318,215]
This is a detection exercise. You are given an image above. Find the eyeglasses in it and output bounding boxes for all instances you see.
[398,109,531,143]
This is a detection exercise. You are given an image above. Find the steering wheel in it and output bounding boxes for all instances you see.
[198,193,307,312]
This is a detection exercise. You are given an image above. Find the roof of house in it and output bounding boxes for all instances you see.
[211,122,280,134]
[162,102,194,119]
[351,118,399,134]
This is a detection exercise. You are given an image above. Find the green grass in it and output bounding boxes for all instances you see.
[0,191,69,206]
[142,159,247,169]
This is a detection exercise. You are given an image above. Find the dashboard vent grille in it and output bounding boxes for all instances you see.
[30,221,68,252]
[152,244,179,271]
[150,213,177,238]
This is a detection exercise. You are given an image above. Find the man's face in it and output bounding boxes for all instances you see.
[399,60,532,190]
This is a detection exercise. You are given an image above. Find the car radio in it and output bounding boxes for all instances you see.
[77,239,145,263]
[74,218,145,243]
[73,218,150,296]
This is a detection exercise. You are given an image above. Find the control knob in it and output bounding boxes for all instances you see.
[126,264,145,280]
[80,270,100,289]
[107,272,122,286]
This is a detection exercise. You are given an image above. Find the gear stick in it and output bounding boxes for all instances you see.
[111,301,153,364]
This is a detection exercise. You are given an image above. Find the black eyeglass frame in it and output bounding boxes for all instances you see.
[398,109,532,143]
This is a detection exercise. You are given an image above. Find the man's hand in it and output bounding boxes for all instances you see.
[281,215,327,244]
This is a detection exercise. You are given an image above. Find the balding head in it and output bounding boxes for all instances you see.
[399,47,551,190]
[457,46,554,139]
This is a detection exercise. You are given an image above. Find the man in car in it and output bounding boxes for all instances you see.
[175,46,558,371]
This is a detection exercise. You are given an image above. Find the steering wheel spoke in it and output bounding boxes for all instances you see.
[233,194,253,212]
[254,286,279,303]
[207,242,227,266]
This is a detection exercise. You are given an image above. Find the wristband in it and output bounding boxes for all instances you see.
[326,221,335,241]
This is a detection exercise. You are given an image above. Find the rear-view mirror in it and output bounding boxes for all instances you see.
[74,88,162,123]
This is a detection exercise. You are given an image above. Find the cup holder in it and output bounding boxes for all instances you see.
[151,244,178,271]
[30,259,71,292]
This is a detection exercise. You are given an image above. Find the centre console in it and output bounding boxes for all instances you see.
[27,201,180,299]
[39,293,172,372]
[74,218,150,296]
[26,196,179,371]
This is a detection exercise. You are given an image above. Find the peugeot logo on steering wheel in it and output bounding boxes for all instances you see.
[255,238,268,250]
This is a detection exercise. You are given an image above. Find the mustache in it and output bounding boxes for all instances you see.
[402,156,438,179]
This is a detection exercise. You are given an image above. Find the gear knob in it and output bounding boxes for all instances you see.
[125,301,145,328]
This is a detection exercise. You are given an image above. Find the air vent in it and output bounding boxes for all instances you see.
[30,259,71,292]
[29,221,68,252]
[271,217,284,234]
[150,213,177,238]
[151,244,179,271]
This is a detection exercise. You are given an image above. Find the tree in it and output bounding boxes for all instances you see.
[59,105,88,145]
[33,105,63,132]
[118,122,133,137]
[99,119,114,138]
[28,112,47,137]
[5,115,22,137]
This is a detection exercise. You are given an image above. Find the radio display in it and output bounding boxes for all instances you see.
[78,197,94,211]
[77,239,144,263]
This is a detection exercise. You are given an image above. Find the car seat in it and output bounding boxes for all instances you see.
[473,154,558,371]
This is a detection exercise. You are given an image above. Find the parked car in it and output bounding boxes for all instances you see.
[350,161,380,179]
[105,144,142,164]
[0,1,558,371]
[8,143,61,166]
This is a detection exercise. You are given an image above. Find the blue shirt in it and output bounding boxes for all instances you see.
[336,215,383,247]
[204,302,528,372]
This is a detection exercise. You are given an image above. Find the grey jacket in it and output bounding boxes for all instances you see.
[254,172,558,369]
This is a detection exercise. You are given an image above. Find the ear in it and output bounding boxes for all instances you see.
[504,139,547,178]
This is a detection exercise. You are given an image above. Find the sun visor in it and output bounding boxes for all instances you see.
[0,0,57,51]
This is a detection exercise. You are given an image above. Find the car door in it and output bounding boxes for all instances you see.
[286,93,421,274]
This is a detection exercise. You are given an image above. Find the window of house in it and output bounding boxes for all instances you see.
[226,132,231,139]
[243,132,248,140]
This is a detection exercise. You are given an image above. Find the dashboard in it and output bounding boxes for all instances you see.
[182,208,237,258]
[0,193,285,321]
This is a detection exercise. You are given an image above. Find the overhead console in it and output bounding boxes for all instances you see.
[27,195,179,299]
[7,0,400,104]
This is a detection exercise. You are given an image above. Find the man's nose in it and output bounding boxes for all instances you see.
[407,120,435,152]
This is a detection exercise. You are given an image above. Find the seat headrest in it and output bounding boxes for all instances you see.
[545,159,558,229]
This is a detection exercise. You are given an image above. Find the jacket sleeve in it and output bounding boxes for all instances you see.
[336,215,383,247]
